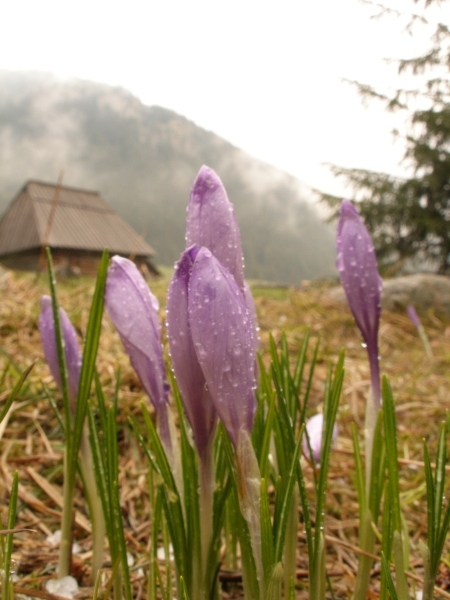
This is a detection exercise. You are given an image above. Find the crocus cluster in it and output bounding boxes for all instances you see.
[168,166,258,454]
[104,166,258,457]
[170,167,262,590]
[336,200,382,408]
[168,245,256,452]
[103,166,261,595]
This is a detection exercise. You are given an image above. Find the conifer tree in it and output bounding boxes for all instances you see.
[321,0,450,273]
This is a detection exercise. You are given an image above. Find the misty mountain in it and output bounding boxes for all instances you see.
[0,70,336,284]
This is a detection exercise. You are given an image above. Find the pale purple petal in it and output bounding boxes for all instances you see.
[407,305,421,330]
[186,166,245,290]
[105,256,168,413]
[336,200,382,406]
[39,295,82,406]
[188,247,257,447]
[302,413,338,464]
[167,246,217,458]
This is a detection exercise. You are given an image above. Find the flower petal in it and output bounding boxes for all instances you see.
[39,295,81,406]
[167,246,217,458]
[105,256,168,412]
[302,413,338,464]
[337,201,382,344]
[407,304,421,329]
[336,200,382,404]
[186,166,245,290]
[188,247,256,447]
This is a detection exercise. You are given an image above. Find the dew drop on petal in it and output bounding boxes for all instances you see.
[195,342,207,359]
[232,343,242,356]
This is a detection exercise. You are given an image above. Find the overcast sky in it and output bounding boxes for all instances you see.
[1,0,447,198]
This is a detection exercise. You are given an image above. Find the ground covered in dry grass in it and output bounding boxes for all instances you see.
[1,269,450,599]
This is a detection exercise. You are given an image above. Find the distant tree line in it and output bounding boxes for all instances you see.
[321,0,450,274]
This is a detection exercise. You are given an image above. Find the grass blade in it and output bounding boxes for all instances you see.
[0,363,34,424]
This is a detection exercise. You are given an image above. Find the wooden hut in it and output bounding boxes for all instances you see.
[0,180,159,276]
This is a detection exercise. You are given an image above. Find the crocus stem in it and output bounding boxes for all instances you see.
[58,448,75,578]
[353,385,379,600]
[392,530,409,600]
[352,508,375,600]
[418,326,433,358]
[311,531,325,600]
[157,404,172,456]
[283,484,298,593]
[79,424,105,582]
[199,449,215,599]
[158,407,184,504]
[364,387,378,498]
[236,430,264,598]
[419,540,434,600]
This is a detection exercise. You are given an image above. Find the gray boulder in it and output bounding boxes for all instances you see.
[329,273,450,316]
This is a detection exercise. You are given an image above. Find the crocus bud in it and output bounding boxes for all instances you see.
[189,246,257,447]
[406,305,421,329]
[167,246,217,459]
[168,246,257,449]
[407,304,433,358]
[302,413,338,464]
[186,166,245,290]
[105,256,170,438]
[336,200,382,407]
[39,295,82,409]
[186,166,259,355]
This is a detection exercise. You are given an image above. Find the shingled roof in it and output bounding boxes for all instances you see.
[0,180,157,260]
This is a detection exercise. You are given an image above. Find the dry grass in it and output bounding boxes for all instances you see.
[1,269,450,598]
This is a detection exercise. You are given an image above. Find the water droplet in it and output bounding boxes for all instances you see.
[195,342,207,358]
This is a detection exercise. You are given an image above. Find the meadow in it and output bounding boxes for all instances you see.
[1,265,450,599]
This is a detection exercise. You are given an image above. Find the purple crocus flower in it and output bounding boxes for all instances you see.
[39,295,82,410]
[185,165,259,356]
[406,305,421,329]
[105,256,170,442]
[407,304,433,358]
[167,245,257,450]
[336,200,382,408]
[302,413,338,464]
[167,247,217,459]
[186,165,245,291]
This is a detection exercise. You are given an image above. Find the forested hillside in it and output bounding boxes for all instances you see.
[0,71,336,283]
